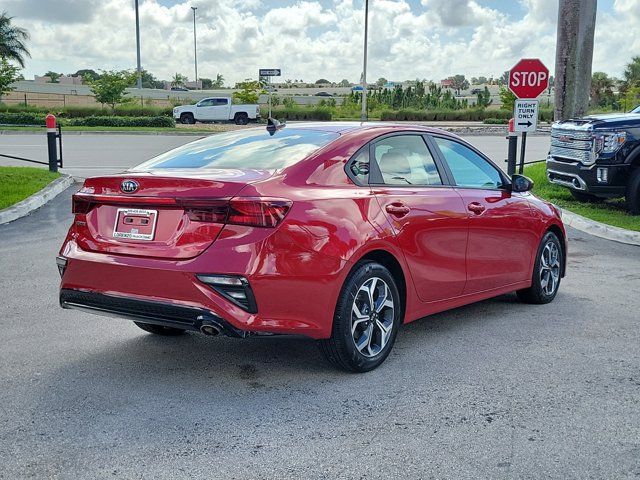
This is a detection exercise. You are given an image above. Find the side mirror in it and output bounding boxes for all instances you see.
[511,174,534,192]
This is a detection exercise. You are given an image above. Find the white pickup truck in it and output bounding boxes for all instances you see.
[173,97,261,125]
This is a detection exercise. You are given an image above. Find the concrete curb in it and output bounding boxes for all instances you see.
[562,209,640,246]
[0,175,76,225]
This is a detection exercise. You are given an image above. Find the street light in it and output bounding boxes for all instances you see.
[360,0,369,121]
[191,6,198,88]
[135,0,142,89]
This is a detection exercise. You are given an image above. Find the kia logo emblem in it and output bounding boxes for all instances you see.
[120,180,139,193]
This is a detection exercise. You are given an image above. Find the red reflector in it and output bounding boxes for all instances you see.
[228,198,292,228]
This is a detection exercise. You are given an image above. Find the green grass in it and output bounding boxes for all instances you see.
[0,167,61,209]
[526,162,640,232]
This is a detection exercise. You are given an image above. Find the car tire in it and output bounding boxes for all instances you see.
[234,113,249,125]
[570,189,602,203]
[133,322,186,336]
[180,113,195,125]
[625,167,640,215]
[318,261,402,372]
[516,231,563,305]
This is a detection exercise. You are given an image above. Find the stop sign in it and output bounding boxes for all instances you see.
[509,58,549,99]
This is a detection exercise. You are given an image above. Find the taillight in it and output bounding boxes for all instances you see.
[72,195,93,214]
[227,198,292,227]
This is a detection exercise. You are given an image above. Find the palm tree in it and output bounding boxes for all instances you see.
[0,12,30,67]
[590,72,614,107]
[171,73,188,87]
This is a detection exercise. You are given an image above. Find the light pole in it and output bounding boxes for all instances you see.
[191,6,198,88]
[135,0,142,89]
[360,0,369,121]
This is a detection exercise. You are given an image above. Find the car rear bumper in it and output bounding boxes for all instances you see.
[546,157,627,197]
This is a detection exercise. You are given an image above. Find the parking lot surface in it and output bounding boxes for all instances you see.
[0,187,639,479]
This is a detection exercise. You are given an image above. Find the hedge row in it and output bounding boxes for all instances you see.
[0,103,173,118]
[265,107,332,121]
[0,112,46,125]
[380,108,554,122]
[67,116,175,127]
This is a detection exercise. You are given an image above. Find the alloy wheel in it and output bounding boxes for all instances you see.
[540,241,561,296]
[351,277,395,358]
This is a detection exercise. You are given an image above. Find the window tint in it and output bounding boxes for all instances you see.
[348,148,369,184]
[434,137,503,189]
[373,135,442,186]
[132,129,340,171]
[197,99,214,107]
[213,98,228,105]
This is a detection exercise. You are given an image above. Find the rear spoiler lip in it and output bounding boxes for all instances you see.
[72,193,231,208]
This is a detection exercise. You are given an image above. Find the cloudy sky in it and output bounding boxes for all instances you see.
[1,0,638,85]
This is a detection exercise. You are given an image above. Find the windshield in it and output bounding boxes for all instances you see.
[132,128,340,171]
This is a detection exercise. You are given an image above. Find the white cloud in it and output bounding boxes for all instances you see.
[1,0,636,84]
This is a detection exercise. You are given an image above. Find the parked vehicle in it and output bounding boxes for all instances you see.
[170,86,189,92]
[173,97,260,125]
[470,88,482,95]
[547,107,640,213]
[57,123,566,372]
[315,91,333,97]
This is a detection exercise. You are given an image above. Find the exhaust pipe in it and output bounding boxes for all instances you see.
[200,321,221,336]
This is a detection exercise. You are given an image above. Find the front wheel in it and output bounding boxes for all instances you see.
[134,322,186,336]
[180,113,195,124]
[318,262,402,372]
[516,231,563,304]
[625,168,640,215]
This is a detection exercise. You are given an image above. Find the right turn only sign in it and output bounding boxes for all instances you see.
[513,99,539,133]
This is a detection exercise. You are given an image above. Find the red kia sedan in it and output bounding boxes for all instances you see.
[58,122,566,372]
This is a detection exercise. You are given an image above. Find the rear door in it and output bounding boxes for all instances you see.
[430,135,539,293]
[368,134,468,302]
[211,98,231,120]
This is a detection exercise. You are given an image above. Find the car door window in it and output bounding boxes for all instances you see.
[197,99,214,107]
[213,98,229,106]
[373,135,442,186]
[348,148,370,185]
[434,137,503,189]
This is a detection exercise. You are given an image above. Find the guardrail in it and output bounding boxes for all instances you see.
[0,114,63,172]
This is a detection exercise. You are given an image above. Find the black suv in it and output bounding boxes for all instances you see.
[546,106,640,213]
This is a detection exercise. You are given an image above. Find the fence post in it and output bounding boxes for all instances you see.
[506,118,518,176]
[46,114,58,173]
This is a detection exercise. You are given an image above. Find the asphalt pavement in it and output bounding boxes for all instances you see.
[0,187,639,479]
[0,131,551,178]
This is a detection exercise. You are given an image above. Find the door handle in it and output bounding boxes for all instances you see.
[467,202,486,215]
[385,203,411,217]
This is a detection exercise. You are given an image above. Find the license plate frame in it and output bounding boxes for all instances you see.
[113,208,158,241]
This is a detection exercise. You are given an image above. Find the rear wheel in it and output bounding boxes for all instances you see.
[318,262,401,372]
[134,322,186,336]
[625,167,640,215]
[234,113,249,125]
[517,231,562,304]
[570,189,602,203]
[180,113,195,124]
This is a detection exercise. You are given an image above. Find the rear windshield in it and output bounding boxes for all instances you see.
[132,128,340,171]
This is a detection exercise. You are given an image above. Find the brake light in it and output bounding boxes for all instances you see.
[227,198,292,228]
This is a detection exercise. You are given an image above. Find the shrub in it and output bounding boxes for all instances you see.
[265,107,332,121]
[67,116,174,127]
[483,118,509,124]
[0,112,47,125]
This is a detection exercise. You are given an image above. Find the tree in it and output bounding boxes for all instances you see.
[449,74,469,94]
[0,11,30,67]
[0,57,19,98]
[44,71,61,83]
[212,73,225,88]
[590,71,614,107]
[622,56,640,91]
[200,77,213,89]
[376,77,388,87]
[476,86,492,108]
[338,78,350,87]
[75,69,100,81]
[499,86,516,111]
[84,69,137,109]
[140,69,163,89]
[315,78,330,85]
[232,79,261,104]
[171,72,188,87]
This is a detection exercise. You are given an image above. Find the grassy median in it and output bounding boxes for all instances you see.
[525,162,640,232]
[0,167,61,210]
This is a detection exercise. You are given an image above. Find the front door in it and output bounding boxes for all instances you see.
[370,134,469,302]
[431,136,539,293]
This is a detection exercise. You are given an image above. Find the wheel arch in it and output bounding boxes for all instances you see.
[546,223,567,277]
[350,248,408,321]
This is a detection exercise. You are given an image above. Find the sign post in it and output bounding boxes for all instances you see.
[508,59,549,174]
[259,69,281,119]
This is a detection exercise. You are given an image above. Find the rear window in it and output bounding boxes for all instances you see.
[132,128,340,171]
